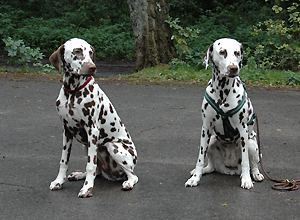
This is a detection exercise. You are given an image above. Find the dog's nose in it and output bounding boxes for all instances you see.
[229,65,238,74]
[88,64,96,74]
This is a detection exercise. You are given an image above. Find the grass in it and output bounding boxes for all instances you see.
[118,64,211,83]
[0,67,56,75]
[112,64,300,88]
[1,64,300,88]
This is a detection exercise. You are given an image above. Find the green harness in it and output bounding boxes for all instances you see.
[204,89,256,140]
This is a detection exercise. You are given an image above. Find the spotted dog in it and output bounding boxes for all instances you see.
[49,38,138,197]
[185,38,264,189]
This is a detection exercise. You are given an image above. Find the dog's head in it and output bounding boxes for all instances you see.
[49,38,96,76]
[203,38,243,78]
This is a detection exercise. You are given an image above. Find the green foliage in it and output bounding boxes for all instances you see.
[168,0,205,26]
[3,37,55,73]
[0,16,134,58]
[2,0,300,82]
[284,70,300,85]
[114,61,300,86]
[252,1,300,71]
[166,16,200,63]
[0,0,129,26]
[115,63,300,87]
[122,64,211,83]
[240,57,269,84]
[33,63,56,74]
[167,1,273,69]
[3,37,44,69]
[83,21,134,58]
[0,1,134,58]
[239,56,300,86]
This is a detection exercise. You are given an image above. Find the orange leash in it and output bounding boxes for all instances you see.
[256,116,300,191]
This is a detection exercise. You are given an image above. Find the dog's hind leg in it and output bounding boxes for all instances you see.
[106,142,138,190]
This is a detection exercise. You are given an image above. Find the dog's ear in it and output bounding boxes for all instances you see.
[91,46,96,61]
[240,43,244,60]
[239,43,244,69]
[49,45,64,74]
[203,44,213,70]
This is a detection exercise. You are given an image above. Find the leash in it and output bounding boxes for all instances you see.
[256,116,300,191]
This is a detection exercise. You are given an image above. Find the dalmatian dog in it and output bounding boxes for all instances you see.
[49,38,138,197]
[185,38,264,189]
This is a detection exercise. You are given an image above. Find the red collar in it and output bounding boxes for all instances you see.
[64,76,93,92]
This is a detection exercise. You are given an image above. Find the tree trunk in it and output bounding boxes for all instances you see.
[127,0,176,72]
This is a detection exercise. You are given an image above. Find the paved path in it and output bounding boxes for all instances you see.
[0,74,299,219]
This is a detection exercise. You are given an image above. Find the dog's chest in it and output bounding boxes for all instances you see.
[55,85,128,143]
[204,82,252,141]
[56,88,100,124]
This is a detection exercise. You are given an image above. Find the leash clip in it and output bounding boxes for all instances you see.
[284,179,294,184]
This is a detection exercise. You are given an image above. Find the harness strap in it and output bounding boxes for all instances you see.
[247,112,256,126]
[205,89,254,139]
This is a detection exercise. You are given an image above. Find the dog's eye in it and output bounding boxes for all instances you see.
[89,51,93,58]
[219,50,226,56]
[74,49,82,56]
[234,51,240,56]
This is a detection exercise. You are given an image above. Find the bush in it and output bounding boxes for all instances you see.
[167,1,274,68]
[0,1,134,58]
[3,37,55,73]
[0,16,135,58]
[3,37,44,68]
[252,2,300,71]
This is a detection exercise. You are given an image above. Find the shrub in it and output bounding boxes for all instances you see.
[166,1,274,69]
[166,16,200,62]
[252,1,300,71]
[3,37,44,68]
[3,37,55,73]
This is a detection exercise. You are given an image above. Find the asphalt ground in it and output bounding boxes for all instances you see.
[0,73,299,220]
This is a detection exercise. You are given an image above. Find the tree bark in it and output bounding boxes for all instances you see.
[127,0,176,72]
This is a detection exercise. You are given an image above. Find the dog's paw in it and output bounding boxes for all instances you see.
[185,176,201,187]
[252,172,264,182]
[122,176,138,190]
[240,176,253,189]
[78,187,93,198]
[49,181,63,191]
[68,171,86,181]
[122,181,134,190]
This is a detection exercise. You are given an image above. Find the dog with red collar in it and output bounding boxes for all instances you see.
[49,38,138,197]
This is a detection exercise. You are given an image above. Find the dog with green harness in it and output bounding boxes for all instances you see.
[185,38,264,189]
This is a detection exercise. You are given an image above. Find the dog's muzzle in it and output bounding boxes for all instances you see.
[227,65,239,77]
[80,62,97,76]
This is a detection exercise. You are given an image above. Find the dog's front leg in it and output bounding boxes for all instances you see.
[50,127,73,190]
[78,127,98,198]
[185,125,212,187]
[239,129,253,189]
